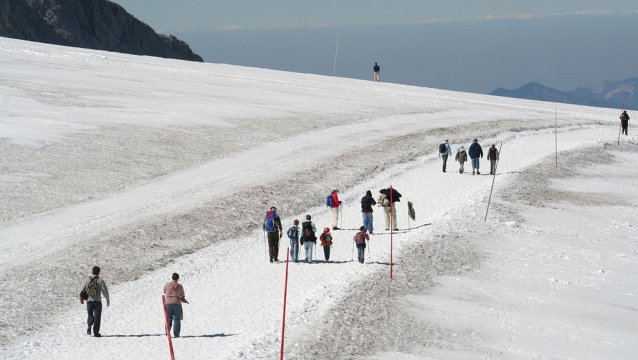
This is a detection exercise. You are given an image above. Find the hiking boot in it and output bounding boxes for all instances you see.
[472,171,475,175]
[269,257,273,263]
[94,333,101,337]
[477,171,480,175]
[332,227,339,230]
[393,228,399,231]
[305,258,309,263]
[87,326,91,335]
[173,335,180,338]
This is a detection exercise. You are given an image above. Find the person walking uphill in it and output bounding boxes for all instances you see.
[329,188,342,230]
[439,139,452,172]
[379,186,402,231]
[164,273,186,338]
[300,215,317,263]
[361,190,376,234]
[455,146,468,174]
[79,266,110,337]
[487,144,499,175]
[621,110,630,135]
[373,62,380,82]
[468,138,483,175]
[263,206,283,263]
[287,219,301,263]
[320,228,334,263]
[353,226,370,263]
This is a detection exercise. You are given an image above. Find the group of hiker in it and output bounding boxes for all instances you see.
[440,138,499,175]
[263,186,402,265]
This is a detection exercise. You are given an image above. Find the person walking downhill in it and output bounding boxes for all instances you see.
[329,188,342,230]
[287,219,301,263]
[353,226,370,263]
[79,266,110,337]
[263,206,283,263]
[468,138,484,175]
[487,144,499,175]
[439,139,452,173]
[455,146,468,174]
[373,62,380,82]
[379,186,402,231]
[361,190,376,234]
[621,110,630,135]
[300,215,317,263]
[320,227,334,263]
[163,273,186,338]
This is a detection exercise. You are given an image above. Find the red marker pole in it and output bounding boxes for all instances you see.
[162,295,176,360]
[390,187,394,280]
[555,109,558,168]
[618,96,625,145]
[280,248,290,360]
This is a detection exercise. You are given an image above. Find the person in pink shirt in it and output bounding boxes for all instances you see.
[163,273,186,337]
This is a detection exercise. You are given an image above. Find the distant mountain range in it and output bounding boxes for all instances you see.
[0,0,203,62]
[490,78,637,111]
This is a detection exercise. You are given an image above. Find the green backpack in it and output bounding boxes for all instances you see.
[86,276,100,296]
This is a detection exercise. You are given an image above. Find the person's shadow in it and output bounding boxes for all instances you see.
[103,333,234,339]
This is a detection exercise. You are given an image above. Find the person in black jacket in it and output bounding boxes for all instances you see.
[379,186,402,230]
[373,62,380,82]
[487,144,499,175]
[468,139,484,175]
[361,190,377,234]
[621,110,630,135]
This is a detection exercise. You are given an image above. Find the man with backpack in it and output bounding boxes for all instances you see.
[379,186,402,231]
[353,226,370,263]
[79,266,110,337]
[287,219,301,263]
[361,190,376,234]
[300,215,317,263]
[468,138,484,175]
[487,144,499,175]
[328,188,342,230]
[373,62,380,82]
[439,139,452,173]
[621,110,630,135]
[263,206,283,263]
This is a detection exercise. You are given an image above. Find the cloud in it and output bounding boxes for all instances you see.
[214,24,245,31]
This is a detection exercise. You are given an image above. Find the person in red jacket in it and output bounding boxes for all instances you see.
[320,227,333,263]
[330,188,342,230]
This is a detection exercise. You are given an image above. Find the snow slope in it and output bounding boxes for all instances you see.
[1,37,636,359]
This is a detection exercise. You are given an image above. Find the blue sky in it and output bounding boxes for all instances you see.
[114,1,638,94]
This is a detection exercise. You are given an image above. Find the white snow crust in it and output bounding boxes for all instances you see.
[0,37,636,359]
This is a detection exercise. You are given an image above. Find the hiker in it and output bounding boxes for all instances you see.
[361,190,377,234]
[373,62,380,82]
[320,227,334,263]
[379,186,402,230]
[438,139,452,172]
[455,146,468,174]
[263,206,283,263]
[353,226,370,263]
[621,110,630,135]
[487,144,499,175]
[163,273,186,338]
[287,219,301,263]
[468,138,484,175]
[79,266,110,337]
[329,188,342,230]
[300,215,317,263]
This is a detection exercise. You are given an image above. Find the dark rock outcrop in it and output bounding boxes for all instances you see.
[0,0,203,62]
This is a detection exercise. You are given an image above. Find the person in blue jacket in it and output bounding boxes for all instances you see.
[468,138,484,175]
[438,139,452,173]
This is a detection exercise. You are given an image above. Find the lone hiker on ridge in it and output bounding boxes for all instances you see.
[263,206,283,263]
[373,62,380,82]
[79,266,110,337]
[439,139,452,173]
[163,273,187,338]
[621,110,630,135]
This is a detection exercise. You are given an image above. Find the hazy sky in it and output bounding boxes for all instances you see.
[113,1,638,94]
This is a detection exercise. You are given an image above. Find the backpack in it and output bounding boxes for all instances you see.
[86,276,99,296]
[287,226,299,240]
[301,221,316,242]
[439,143,447,153]
[265,211,278,232]
[353,232,366,245]
[326,194,335,207]
[378,194,389,207]
[489,147,497,159]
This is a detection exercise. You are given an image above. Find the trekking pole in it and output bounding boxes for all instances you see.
[340,205,343,229]
[485,142,503,222]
